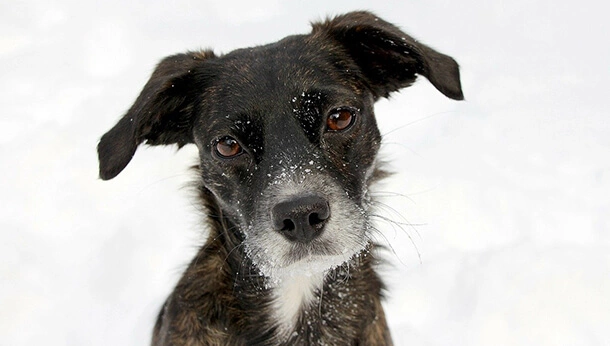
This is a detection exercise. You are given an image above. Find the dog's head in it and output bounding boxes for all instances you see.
[98,12,463,280]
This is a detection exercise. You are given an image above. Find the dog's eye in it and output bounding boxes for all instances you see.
[326,108,356,132]
[214,136,243,158]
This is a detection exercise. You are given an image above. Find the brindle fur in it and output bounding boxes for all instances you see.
[98,11,463,346]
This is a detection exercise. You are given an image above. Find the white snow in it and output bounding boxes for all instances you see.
[1,1,609,345]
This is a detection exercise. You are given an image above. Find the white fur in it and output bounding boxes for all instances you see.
[271,270,324,335]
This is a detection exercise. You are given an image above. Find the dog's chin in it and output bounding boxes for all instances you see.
[284,240,361,266]
[248,240,367,285]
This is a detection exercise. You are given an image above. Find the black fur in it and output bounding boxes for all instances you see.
[98,11,463,345]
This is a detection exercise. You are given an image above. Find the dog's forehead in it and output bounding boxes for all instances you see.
[209,35,360,105]
[221,36,329,78]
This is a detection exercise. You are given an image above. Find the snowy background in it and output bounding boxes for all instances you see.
[2,0,609,345]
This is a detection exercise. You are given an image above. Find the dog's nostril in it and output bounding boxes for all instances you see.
[282,219,296,231]
[308,212,326,226]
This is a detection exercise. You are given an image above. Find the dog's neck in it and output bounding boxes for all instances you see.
[270,269,325,336]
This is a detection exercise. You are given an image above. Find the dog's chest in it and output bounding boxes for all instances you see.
[271,272,324,335]
[265,269,373,345]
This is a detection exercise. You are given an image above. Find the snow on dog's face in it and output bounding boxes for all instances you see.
[97,12,463,281]
[191,38,383,279]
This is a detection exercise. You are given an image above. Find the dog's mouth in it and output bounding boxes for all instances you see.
[268,242,369,282]
[283,238,348,264]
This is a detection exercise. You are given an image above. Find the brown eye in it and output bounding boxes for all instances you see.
[215,136,242,158]
[327,108,356,131]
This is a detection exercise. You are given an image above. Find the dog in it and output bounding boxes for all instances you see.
[98,11,463,345]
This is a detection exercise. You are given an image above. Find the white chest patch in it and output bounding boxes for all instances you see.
[272,271,324,335]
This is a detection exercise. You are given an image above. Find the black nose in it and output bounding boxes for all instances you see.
[272,195,330,243]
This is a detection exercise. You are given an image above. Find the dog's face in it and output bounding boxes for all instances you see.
[192,37,385,278]
[98,12,463,280]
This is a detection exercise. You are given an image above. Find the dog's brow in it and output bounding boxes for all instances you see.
[304,86,360,99]
[292,87,361,112]
[204,112,257,138]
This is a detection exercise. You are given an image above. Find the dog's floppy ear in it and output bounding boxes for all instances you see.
[312,11,463,100]
[98,50,216,180]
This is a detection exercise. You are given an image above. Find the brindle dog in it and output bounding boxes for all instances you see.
[98,11,463,346]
